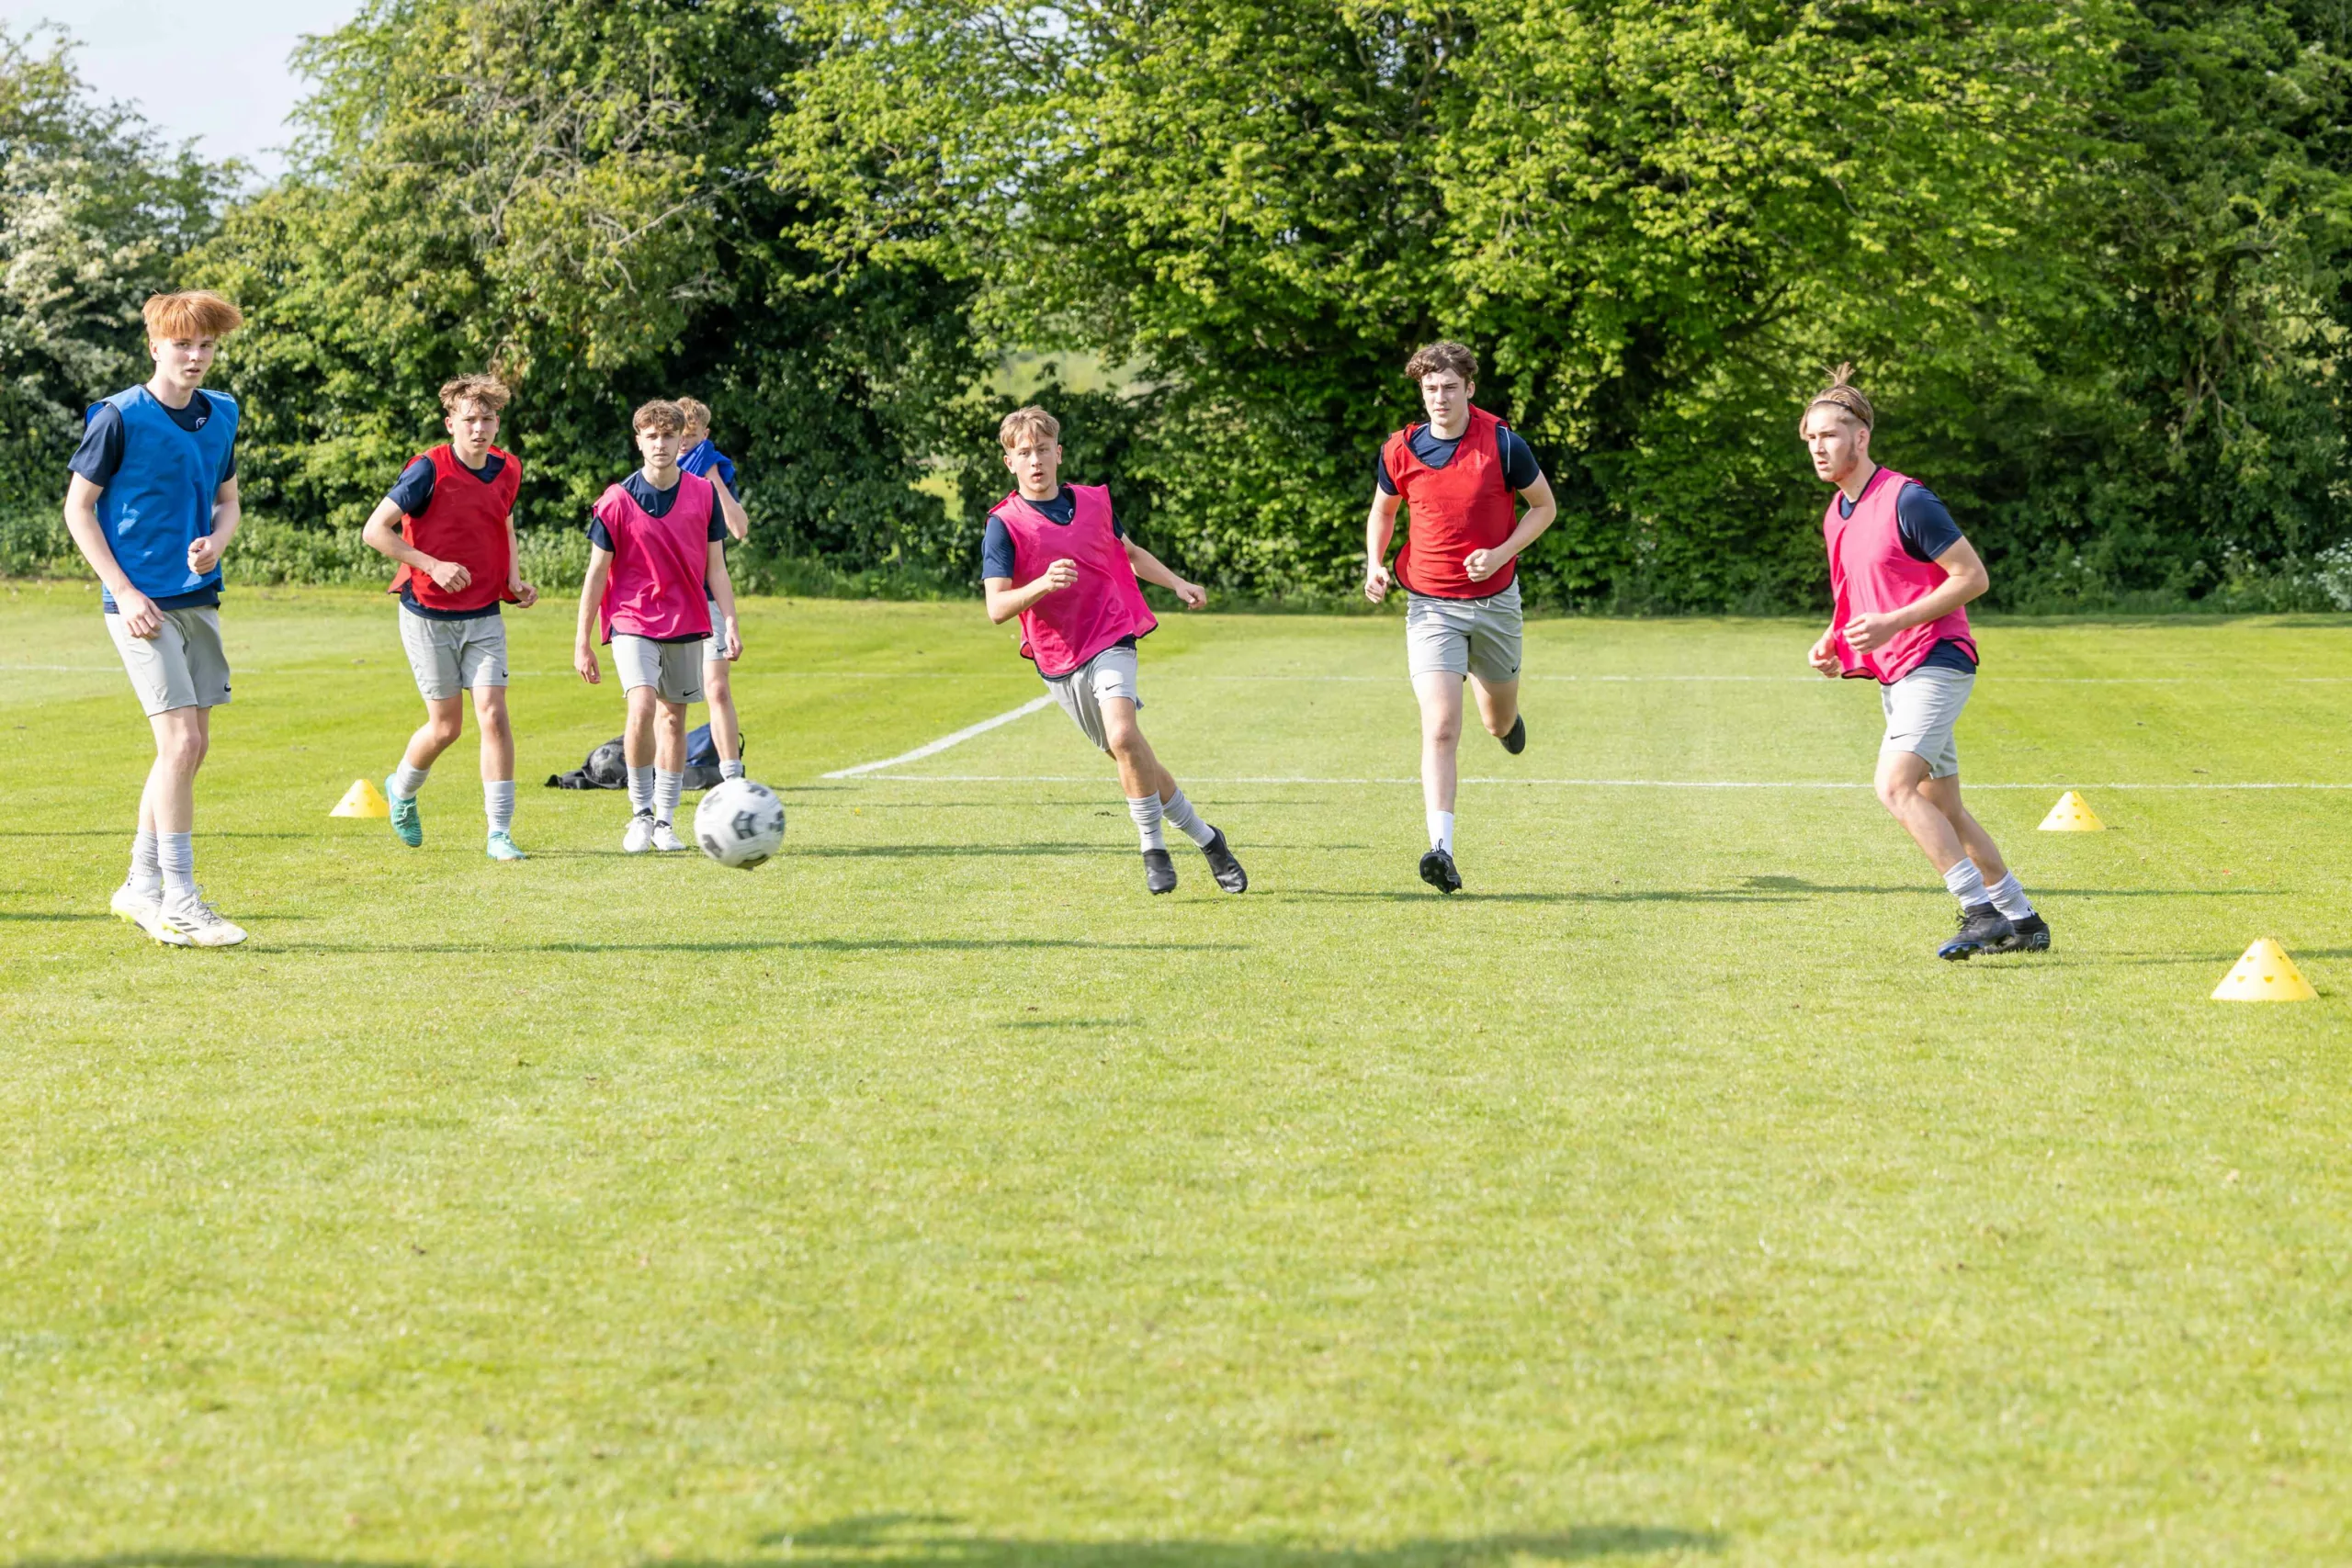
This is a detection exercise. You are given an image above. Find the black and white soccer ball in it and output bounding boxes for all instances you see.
[693,778,787,870]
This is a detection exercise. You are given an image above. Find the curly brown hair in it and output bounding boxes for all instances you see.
[1404,341,1477,384]
[632,399,687,436]
[438,373,511,415]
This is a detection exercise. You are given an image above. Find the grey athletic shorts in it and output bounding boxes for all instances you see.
[613,633,705,705]
[399,607,508,701]
[1406,579,1523,684]
[1880,665,1973,779]
[1046,642,1142,753]
[106,604,230,716]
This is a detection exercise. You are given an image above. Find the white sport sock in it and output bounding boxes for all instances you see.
[130,829,161,891]
[1127,794,1166,852]
[1427,809,1455,853]
[627,765,655,817]
[1943,856,1990,908]
[159,831,195,900]
[390,761,431,799]
[484,780,515,834]
[1158,787,1216,848]
[720,759,745,782]
[653,769,684,826]
[1986,871,2035,920]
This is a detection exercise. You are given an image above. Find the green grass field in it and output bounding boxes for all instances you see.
[5,579,2351,1565]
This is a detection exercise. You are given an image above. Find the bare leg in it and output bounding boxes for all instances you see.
[144,707,209,835]
[1919,773,2007,884]
[1873,749,1970,871]
[703,659,741,761]
[1413,671,1464,817]
[624,686,660,769]
[1100,698,1177,801]
[473,686,514,783]
[401,695,466,773]
[1470,674,1520,738]
[654,699,688,773]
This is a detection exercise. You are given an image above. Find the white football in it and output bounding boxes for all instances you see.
[694,778,787,869]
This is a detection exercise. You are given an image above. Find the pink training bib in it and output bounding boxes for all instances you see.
[994,484,1158,678]
[594,473,715,641]
[1824,465,1974,684]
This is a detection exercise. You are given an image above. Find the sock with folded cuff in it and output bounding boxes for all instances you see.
[1159,787,1217,849]
[1942,856,1990,908]
[1986,871,2035,920]
[130,829,161,892]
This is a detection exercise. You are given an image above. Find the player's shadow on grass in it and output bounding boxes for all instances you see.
[794,841,1125,858]
[19,1526,1722,1568]
[1738,874,2282,898]
[741,1515,1725,1564]
[267,936,1245,956]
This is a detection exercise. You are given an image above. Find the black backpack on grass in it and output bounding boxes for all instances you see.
[546,725,737,791]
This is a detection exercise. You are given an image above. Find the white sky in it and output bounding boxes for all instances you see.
[3,0,364,176]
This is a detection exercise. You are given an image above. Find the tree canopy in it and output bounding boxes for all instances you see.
[7,1,2351,610]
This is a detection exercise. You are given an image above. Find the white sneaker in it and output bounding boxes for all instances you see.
[146,889,247,948]
[651,820,688,852]
[623,812,656,854]
[109,880,162,927]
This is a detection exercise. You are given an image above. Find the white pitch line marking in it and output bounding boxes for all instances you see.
[821,695,1057,778]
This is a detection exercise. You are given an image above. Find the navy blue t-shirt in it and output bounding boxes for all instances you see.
[1374,423,1543,495]
[979,487,1125,580]
[1837,479,1976,673]
[586,471,730,550]
[71,391,237,613]
[389,452,512,622]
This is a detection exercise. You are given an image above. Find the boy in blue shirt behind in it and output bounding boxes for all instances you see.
[62,289,249,947]
[674,397,751,781]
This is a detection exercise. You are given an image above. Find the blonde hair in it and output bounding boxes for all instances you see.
[1405,341,1477,383]
[675,397,711,433]
[1803,363,1875,431]
[998,405,1060,450]
[632,399,687,435]
[438,373,510,416]
[142,290,243,341]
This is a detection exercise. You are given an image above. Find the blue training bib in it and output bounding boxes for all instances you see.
[90,386,239,606]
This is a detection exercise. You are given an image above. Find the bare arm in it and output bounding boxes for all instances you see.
[198,477,242,564]
[505,511,537,607]
[985,561,1078,625]
[1363,488,1401,603]
[360,495,472,595]
[62,474,163,637]
[1123,536,1205,609]
[1464,474,1557,584]
[1843,536,1990,655]
[574,546,614,682]
[712,476,750,542]
[707,539,741,660]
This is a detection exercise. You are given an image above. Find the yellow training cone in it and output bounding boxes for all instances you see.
[2039,790,2106,831]
[2211,939,2318,1003]
[330,777,390,818]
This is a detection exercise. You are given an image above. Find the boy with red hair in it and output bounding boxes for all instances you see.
[981,405,1247,896]
[64,289,249,947]
[1363,341,1556,894]
[574,400,740,853]
[1801,365,2050,959]
[361,373,537,860]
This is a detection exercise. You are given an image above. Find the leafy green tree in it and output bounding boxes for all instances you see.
[776,0,2352,609]
[187,0,981,580]
[0,27,231,516]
